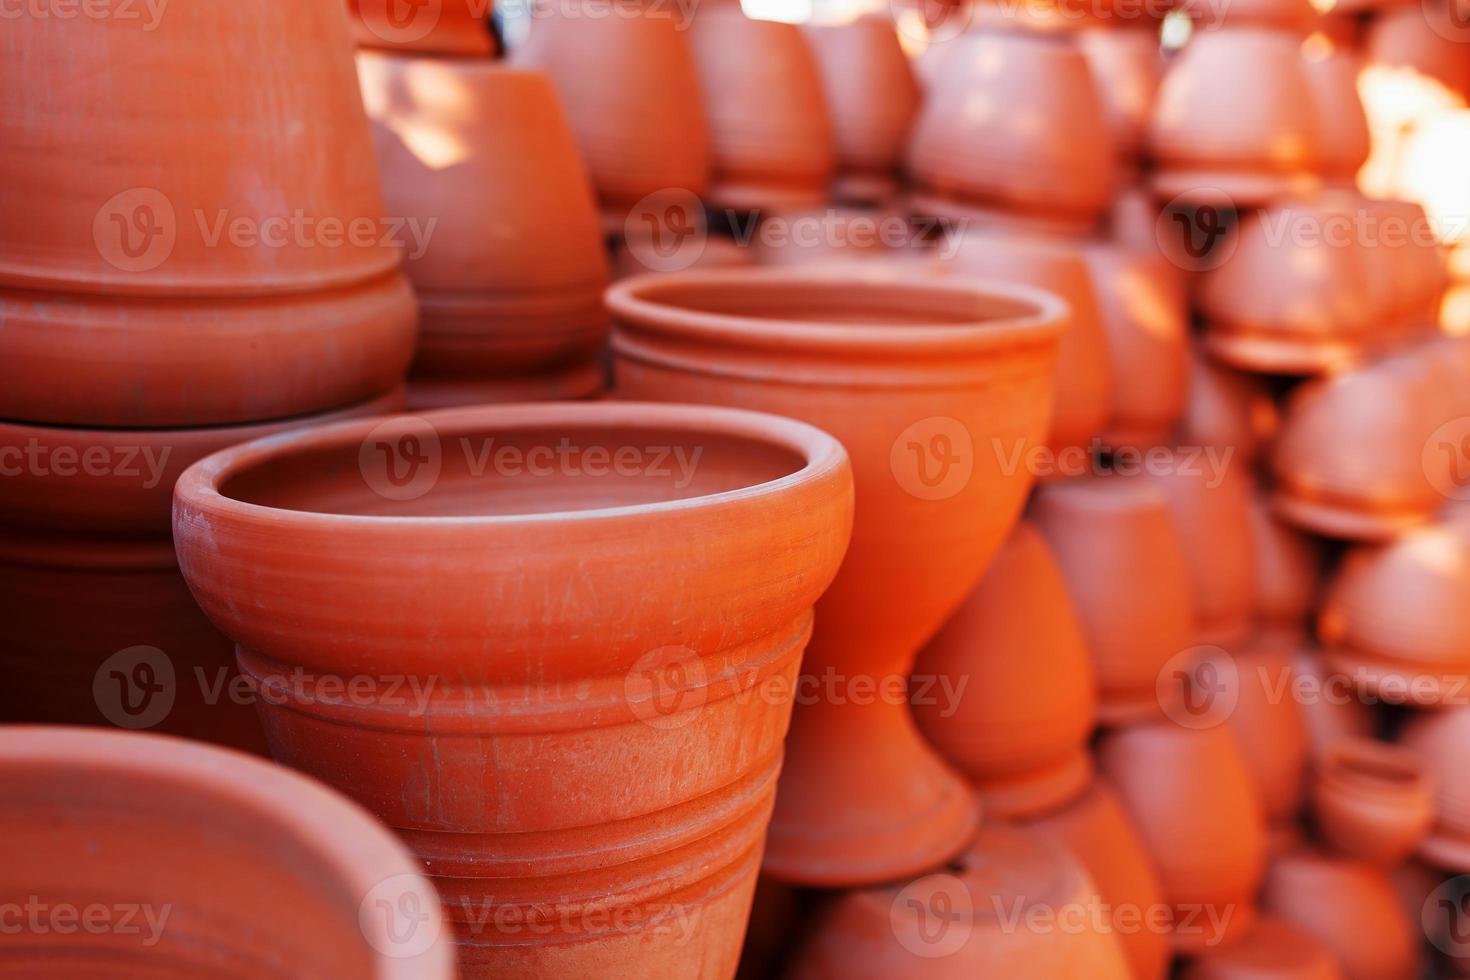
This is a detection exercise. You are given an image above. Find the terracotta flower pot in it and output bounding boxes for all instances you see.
[174,402,855,976]
[1138,453,1259,647]
[1318,520,1470,706]
[1017,779,1173,980]
[1099,722,1267,952]
[804,18,921,204]
[1252,494,1323,626]
[607,268,1066,885]
[907,27,1118,232]
[1181,917,1345,980]
[1312,737,1435,866]
[0,726,453,977]
[1302,38,1371,185]
[787,826,1133,979]
[0,1,417,427]
[689,3,835,212]
[1293,644,1380,760]
[937,229,1111,454]
[1148,28,1321,207]
[1398,706,1470,871]
[514,4,709,226]
[358,53,609,408]
[1262,849,1420,980]
[1085,243,1191,449]
[1177,348,1279,466]
[0,389,402,752]
[913,522,1098,819]
[348,0,494,56]
[1078,26,1163,169]
[1032,474,1196,725]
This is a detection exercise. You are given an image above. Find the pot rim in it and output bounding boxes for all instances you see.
[605,267,1067,358]
[175,401,849,529]
[0,725,453,979]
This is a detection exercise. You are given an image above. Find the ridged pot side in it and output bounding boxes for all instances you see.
[608,268,1064,886]
[173,402,854,975]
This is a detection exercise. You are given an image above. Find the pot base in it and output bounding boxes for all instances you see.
[905,191,1101,238]
[1321,644,1470,709]
[406,362,607,409]
[1149,168,1321,210]
[1270,487,1434,543]
[1170,899,1256,954]
[830,173,899,207]
[705,180,830,217]
[1418,830,1470,874]
[1204,324,1364,377]
[975,747,1095,821]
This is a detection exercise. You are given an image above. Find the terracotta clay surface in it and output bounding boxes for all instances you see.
[1181,917,1345,980]
[348,0,494,55]
[1312,737,1434,866]
[1399,706,1470,872]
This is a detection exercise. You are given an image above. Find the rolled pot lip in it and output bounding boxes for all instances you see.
[175,401,849,529]
[0,725,452,979]
[605,267,1068,358]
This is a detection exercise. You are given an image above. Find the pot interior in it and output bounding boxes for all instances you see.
[220,423,808,518]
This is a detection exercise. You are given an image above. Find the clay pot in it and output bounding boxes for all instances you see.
[1252,494,1323,626]
[1018,779,1173,980]
[1085,243,1191,449]
[1312,737,1434,866]
[1293,644,1380,760]
[348,0,493,55]
[787,826,1133,978]
[747,205,903,268]
[174,402,855,975]
[913,522,1098,819]
[1148,28,1321,207]
[1178,0,1319,30]
[1099,722,1267,952]
[689,4,835,211]
[0,389,403,752]
[1181,917,1345,980]
[1302,38,1371,184]
[805,18,921,204]
[1262,849,1420,980]
[0,726,454,977]
[1398,706,1470,871]
[907,27,1118,232]
[1318,520,1470,706]
[1032,474,1196,725]
[358,53,609,408]
[607,268,1066,886]
[0,1,417,427]
[1077,26,1163,168]
[1358,197,1447,332]
[938,229,1112,453]
[1198,194,1390,375]
[514,5,709,225]
[1363,5,1470,109]
[1137,452,1259,648]
[1110,183,1164,254]
[404,365,607,410]
[1177,348,1279,466]
[613,233,756,281]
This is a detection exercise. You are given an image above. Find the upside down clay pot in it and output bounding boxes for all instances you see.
[1301,36,1371,185]
[1177,347,1280,466]
[1017,779,1173,980]
[0,727,453,978]
[1032,474,1196,725]
[907,26,1118,233]
[174,403,854,977]
[1263,849,1420,980]
[1077,26,1164,170]
[1398,706,1470,871]
[1181,917,1345,980]
[1312,737,1434,866]
[804,18,920,204]
[938,229,1112,455]
[1099,723,1267,952]
[0,389,402,752]
[787,827,1132,979]
[1252,496,1323,627]
[1293,644,1380,761]
[0,1,418,427]
[689,2,835,211]
[913,522,1099,819]
[607,268,1066,886]
[514,4,709,227]
[357,53,610,407]
[348,0,494,56]
[1318,519,1470,706]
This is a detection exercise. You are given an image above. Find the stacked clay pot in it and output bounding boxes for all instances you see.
[0,727,453,977]
[1301,35,1372,187]
[689,1,835,212]
[607,268,1067,885]
[1181,917,1345,980]
[1252,495,1323,627]
[1311,737,1435,866]
[1399,707,1470,871]
[357,49,610,407]
[1077,23,1164,179]
[913,522,1099,819]
[348,0,494,55]
[1177,348,1280,467]
[174,402,856,977]
[0,3,415,750]
[804,17,920,204]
